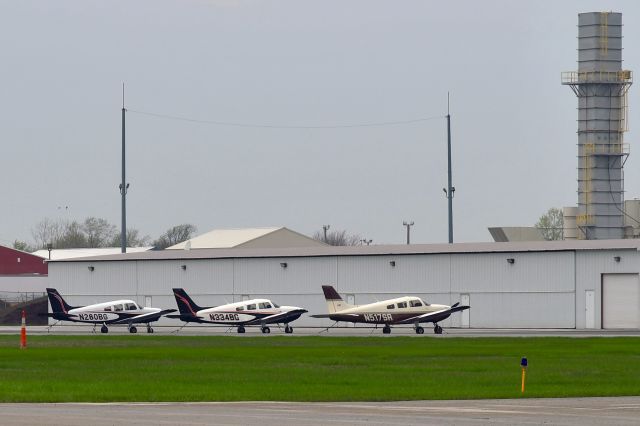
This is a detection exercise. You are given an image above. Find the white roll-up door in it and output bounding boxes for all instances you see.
[602,273,640,329]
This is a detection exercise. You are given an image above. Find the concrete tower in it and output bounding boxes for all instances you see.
[562,12,632,239]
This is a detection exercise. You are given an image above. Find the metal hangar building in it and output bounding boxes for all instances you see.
[46,239,640,330]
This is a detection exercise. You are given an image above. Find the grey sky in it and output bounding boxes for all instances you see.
[1,0,639,247]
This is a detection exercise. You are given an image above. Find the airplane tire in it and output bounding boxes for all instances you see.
[262,327,270,334]
[383,326,391,334]
[100,326,108,334]
[147,327,154,334]
[237,326,245,334]
[285,326,293,334]
[129,326,137,334]
[434,325,443,335]
[415,326,424,334]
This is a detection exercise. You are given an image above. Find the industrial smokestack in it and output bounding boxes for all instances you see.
[562,12,632,240]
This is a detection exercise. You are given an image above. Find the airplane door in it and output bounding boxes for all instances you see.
[460,294,470,328]
[145,296,152,308]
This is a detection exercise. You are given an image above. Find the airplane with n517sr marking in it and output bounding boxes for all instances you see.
[41,288,176,334]
[167,288,307,334]
[311,285,470,334]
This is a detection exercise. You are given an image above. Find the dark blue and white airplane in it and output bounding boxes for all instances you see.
[167,288,307,334]
[43,288,176,334]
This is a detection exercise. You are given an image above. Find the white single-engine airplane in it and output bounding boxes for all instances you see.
[42,288,176,334]
[311,285,470,334]
[167,288,308,334]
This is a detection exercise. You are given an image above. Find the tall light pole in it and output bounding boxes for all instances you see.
[322,224,330,243]
[119,84,129,253]
[443,92,455,244]
[403,221,414,245]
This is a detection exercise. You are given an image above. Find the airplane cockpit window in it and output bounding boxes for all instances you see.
[397,302,408,309]
[259,302,271,309]
[264,303,272,309]
[125,303,137,310]
[387,304,395,309]
[247,304,256,310]
[410,300,423,307]
[114,304,124,312]
[104,306,112,312]
[236,306,245,311]
[272,302,280,308]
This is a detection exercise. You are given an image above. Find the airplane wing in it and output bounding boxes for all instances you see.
[310,313,360,319]
[111,309,176,325]
[246,309,307,325]
[396,305,470,325]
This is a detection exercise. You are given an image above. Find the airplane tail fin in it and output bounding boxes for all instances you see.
[46,288,75,313]
[172,288,203,315]
[321,285,354,314]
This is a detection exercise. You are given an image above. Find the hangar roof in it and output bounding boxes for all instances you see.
[50,239,640,263]
[166,227,325,250]
[33,247,152,261]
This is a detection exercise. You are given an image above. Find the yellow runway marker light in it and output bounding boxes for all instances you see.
[520,357,528,393]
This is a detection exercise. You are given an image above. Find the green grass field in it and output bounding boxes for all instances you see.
[1,335,639,402]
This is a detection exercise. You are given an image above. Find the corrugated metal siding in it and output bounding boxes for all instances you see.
[575,249,640,328]
[469,292,575,328]
[234,257,336,295]
[452,252,575,293]
[337,254,451,294]
[136,259,234,296]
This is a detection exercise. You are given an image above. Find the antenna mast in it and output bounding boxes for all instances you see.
[119,83,129,253]
[445,93,454,243]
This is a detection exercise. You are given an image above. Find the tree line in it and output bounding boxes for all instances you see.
[12,217,196,252]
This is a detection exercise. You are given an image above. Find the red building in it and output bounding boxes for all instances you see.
[0,245,48,293]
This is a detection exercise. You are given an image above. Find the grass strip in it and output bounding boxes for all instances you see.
[0,335,639,402]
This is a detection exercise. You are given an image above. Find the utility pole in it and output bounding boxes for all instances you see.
[119,84,129,253]
[443,92,455,244]
[403,221,414,244]
[322,224,330,243]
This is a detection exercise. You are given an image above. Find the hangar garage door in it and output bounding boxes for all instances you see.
[602,273,640,329]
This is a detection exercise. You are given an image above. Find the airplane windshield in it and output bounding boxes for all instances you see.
[410,299,422,307]
[272,302,280,308]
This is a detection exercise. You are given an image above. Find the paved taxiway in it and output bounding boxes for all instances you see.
[1,398,639,425]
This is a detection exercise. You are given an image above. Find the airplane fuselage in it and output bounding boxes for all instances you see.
[194,299,305,326]
[57,300,161,324]
[328,296,451,325]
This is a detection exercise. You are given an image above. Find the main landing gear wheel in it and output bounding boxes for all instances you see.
[147,326,154,334]
[261,326,271,334]
[129,326,138,334]
[285,325,293,334]
[382,325,391,334]
[434,325,443,335]
[237,326,245,334]
[100,325,108,334]
[415,326,424,334]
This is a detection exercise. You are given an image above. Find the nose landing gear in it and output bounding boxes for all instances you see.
[433,324,443,334]
[284,325,293,334]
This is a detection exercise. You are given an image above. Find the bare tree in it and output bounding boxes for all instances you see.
[108,228,151,248]
[12,240,35,252]
[83,217,118,248]
[312,228,362,246]
[31,218,66,249]
[152,224,197,249]
[535,207,564,241]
